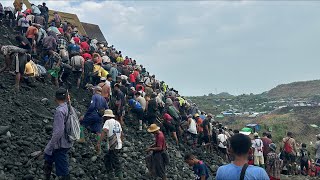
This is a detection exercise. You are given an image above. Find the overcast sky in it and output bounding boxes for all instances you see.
[3,1,320,96]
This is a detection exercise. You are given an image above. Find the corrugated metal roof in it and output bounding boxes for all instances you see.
[81,22,106,42]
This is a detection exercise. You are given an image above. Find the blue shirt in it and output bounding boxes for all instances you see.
[44,103,73,156]
[85,94,108,118]
[193,161,211,180]
[67,44,80,54]
[110,67,119,82]
[216,164,269,180]
[129,99,142,110]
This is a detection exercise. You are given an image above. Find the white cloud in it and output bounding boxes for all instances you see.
[155,38,198,52]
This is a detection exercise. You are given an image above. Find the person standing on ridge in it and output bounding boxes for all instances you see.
[300,143,310,176]
[261,132,272,163]
[266,143,282,180]
[282,132,298,175]
[252,133,265,168]
[314,134,320,167]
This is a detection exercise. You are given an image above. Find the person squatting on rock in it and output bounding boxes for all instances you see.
[44,88,72,180]
[0,36,31,90]
[128,98,144,130]
[184,153,213,180]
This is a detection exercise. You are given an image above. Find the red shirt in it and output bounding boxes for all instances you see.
[82,53,92,61]
[196,118,203,133]
[124,58,129,65]
[73,37,80,45]
[133,70,139,78]
[80,41,90,52]
[136,84,145,92]
[26,9,32,14]
[155,131,166,151]
[129,74,136,83]
[58,27,64,34]
[261,137,272,156]
[163,113,173,123]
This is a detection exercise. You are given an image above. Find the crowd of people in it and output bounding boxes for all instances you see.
[1,1,320,180]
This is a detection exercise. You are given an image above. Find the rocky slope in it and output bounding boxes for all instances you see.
[0,26,223,180]
[0,63,223,180]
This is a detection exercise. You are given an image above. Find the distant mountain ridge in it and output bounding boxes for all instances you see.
[267,80,320,99]
[189,80,320,99]
[187,79,320,114]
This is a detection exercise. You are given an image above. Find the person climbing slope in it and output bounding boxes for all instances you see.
[80,86,108,154]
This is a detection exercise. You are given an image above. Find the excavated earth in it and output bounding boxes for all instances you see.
[0,25,224,180]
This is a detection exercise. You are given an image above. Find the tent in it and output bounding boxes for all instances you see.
[216,114,224,119]
[239,131,251,136]
[246,124,261,133]
[241,127,252,132]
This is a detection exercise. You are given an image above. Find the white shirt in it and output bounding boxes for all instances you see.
[187,118,197,135]
[252,139,264,156]
[218,134,228,148]
[102,55,110,63]
[104,80,110,86]
[121,75,128,80]
[103,119,123,150]
[135,96,146,111]
[143,77,151,84]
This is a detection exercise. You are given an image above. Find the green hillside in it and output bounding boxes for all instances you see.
[188,80,320,114]
[267,80,320,99]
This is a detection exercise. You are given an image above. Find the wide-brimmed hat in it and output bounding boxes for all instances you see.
[207,113,213,118]
[194,113,200,118]
[269,143,277,151]
[100,77,106,81]
[103,109,115,118]
[147,124,160,133]
[253,132,259,137]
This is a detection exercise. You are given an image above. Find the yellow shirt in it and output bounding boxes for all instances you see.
[101,68,109,77]
[116,56,124,63]
[93,64,103,77]
[177,97,185,106]
[24,62,34,76]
